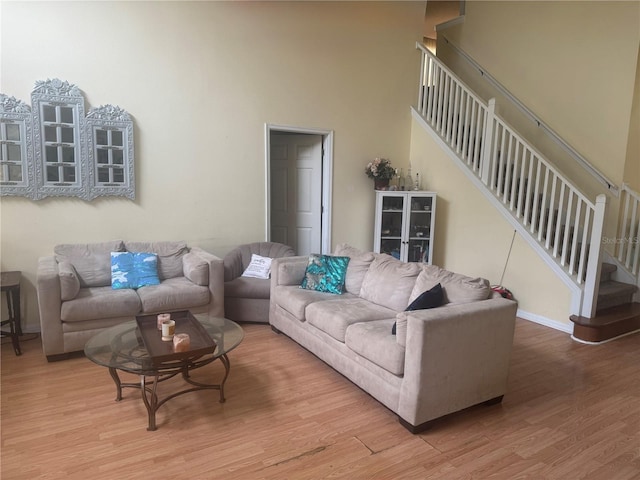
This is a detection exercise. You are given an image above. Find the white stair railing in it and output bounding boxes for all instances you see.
[416,43,607,317]
[617,184,640,277]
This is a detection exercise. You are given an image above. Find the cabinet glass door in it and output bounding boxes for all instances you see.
[407,195,433,263]
[378,194,405,260]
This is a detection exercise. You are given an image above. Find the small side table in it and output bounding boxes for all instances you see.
[1,271,22,356]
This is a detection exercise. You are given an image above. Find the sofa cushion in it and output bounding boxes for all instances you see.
[359,254,421,311]
[300,254,350,295]
[136,276,209,313]
[125,241,188,280]
[225,276,271,299]
[272,285,351,320]
[61,286,141,322]
[345,319,405,375]
[110,252,160,289]
[333,243,376,295]
[408,265,445,303]
[183,251,209,286]
[409,265,491,305]
[307,298,397,342]
[442,274,491,304]
[58,261,80,301]
[55,240,124,288]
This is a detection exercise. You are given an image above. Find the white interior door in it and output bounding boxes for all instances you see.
[270,134,322,255]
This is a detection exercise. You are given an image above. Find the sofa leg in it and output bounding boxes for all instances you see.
[270,325,282,335]
[399,395,504,433]
[484,395,504,406]
[398,417,434,434]
[46,352,83,362]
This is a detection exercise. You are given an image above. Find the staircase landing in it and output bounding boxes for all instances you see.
[570,302,640,343]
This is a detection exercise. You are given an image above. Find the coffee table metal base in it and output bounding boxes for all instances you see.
[108,353,231,431]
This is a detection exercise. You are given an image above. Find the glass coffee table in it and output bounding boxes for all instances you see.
[85,312,244,431]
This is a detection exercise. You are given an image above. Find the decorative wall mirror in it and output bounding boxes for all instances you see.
[0,79,135,201]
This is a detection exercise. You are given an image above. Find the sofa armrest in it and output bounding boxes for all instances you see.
[397,297,517,427]
[271,256,308,288]
[190,247,225,318]
[37,256,64,358]
[222,247,245,282]
[183,251,209,286]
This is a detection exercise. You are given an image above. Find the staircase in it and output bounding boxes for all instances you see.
[570,262,640,342]
[413,42,640,340]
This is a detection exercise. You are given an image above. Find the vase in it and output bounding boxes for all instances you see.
[374,178,390,190]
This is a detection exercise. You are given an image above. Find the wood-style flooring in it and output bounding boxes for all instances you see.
[1,319,639,479]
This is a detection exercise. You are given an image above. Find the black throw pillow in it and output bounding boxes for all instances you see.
[392,283,444,335]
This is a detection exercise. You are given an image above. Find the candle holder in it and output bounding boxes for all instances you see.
[161,320,176,341]
[173,333,191,352]
[157,313,171,330]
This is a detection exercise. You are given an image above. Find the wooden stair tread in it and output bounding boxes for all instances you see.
[570,302,640,327]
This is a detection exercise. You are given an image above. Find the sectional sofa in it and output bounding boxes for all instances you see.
[269,244,518,433]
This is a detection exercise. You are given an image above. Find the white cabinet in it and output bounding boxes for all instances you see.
[373,191,436,263]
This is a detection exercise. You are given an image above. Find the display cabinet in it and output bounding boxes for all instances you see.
[373,191,436,263]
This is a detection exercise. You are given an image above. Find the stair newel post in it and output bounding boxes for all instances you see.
[581,194,607,318]
[481,98,496,187]
[417,43,427,116]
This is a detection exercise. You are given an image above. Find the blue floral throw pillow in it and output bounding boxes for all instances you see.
[111,252,160,289]
[300,254,350,295]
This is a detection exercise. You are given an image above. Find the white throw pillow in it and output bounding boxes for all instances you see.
[241,254,272,279]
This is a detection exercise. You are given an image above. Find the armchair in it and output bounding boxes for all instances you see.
[223,242,295,323]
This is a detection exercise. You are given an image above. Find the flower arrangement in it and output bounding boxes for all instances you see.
[365,158,395,180]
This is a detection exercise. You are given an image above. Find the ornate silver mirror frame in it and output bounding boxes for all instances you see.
[0,79,135,201]
[31,79,88,199]
[0,95,35,198]
[86,105,135,200]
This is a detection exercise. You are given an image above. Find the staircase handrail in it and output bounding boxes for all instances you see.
[415,42,608,317]
[437,37,619,196]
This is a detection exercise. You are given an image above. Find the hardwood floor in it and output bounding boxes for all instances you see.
[2,319,639,479]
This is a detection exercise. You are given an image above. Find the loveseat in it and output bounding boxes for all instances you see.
[37,240,224,361]
[223,242,295,323]
[269,244,518,433]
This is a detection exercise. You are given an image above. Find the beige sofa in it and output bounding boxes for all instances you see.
[223,242,295,323]
[269,244,518,433]
[37,240,224,361]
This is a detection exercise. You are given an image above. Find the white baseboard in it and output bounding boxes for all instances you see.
[517,309,573,334]
[570,329,640,345]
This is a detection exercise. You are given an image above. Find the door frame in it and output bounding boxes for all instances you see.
[265,123,333,254]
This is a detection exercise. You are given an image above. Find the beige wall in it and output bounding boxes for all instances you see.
[625,46,640,192]
[439,1,638,186]
[0,1,425,331]
[435,1,639,252]
[409,119,573,326]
